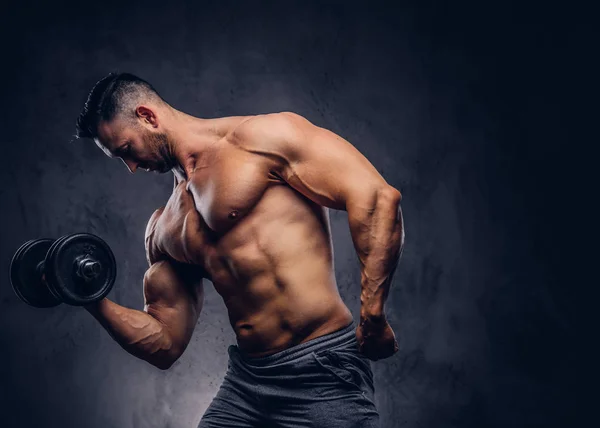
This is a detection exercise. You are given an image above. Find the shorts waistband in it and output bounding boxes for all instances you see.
[230,321,356,367]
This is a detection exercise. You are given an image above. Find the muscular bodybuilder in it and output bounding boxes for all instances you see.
[76,73,404,428]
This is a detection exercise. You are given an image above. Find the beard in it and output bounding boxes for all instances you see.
[145,130,176,174]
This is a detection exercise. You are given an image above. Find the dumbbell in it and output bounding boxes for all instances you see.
[10,233,116,307]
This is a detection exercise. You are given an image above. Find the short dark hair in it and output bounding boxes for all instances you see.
[75,72,163,139]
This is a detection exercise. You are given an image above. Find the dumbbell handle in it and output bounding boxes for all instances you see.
[36,261,45,278]
[74,256,102,281]
[35,257,101,282]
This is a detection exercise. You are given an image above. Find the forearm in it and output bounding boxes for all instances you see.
[348,187,404,320]
[84,298,177,369]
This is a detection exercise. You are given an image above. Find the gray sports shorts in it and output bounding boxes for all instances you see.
[198,321,380,427]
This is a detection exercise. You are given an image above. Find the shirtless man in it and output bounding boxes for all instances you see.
[76,73,404,428]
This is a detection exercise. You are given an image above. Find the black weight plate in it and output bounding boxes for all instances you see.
[10,239,61,308]
[45,233,116,306]
[44,234,72,301]
[11,240,35,273]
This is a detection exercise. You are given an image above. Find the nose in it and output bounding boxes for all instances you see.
[121,159,138,173]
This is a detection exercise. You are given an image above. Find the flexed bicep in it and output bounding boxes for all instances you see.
[143,259,205,360]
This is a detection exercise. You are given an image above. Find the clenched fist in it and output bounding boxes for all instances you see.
[356,316,398,361]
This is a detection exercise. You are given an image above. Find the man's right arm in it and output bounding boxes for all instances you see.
[84,209,205,370]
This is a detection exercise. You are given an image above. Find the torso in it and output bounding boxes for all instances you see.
[147,116,353,356]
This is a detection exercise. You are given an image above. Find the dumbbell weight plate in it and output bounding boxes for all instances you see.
[10,239,62,308]
[45,233,116,306]
[44,234,73,302]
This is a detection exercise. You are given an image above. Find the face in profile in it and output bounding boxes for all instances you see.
[95,117,174,174]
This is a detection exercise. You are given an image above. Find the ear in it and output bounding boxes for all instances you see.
[135,105,159,128]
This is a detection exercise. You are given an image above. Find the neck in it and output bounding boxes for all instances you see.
[166,110,226,181]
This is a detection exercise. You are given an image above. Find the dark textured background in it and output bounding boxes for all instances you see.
[0,1,587,427]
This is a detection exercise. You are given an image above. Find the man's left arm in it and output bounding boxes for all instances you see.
[233,112,405,361]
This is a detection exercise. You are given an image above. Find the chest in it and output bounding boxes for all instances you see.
[188,146,281,233]
[152,145,284,263]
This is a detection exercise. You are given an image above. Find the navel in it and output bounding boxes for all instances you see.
[228,210,239,219]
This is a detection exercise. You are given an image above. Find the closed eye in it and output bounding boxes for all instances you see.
[116,143,131,157]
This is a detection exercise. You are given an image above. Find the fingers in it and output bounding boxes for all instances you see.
[356,323,399,361]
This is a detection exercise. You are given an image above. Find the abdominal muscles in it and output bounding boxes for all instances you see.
[182,184,353,356]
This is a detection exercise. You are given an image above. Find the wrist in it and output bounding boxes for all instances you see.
[360,308,386,325]
[360,296,385,321]
[83,298,106,315]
